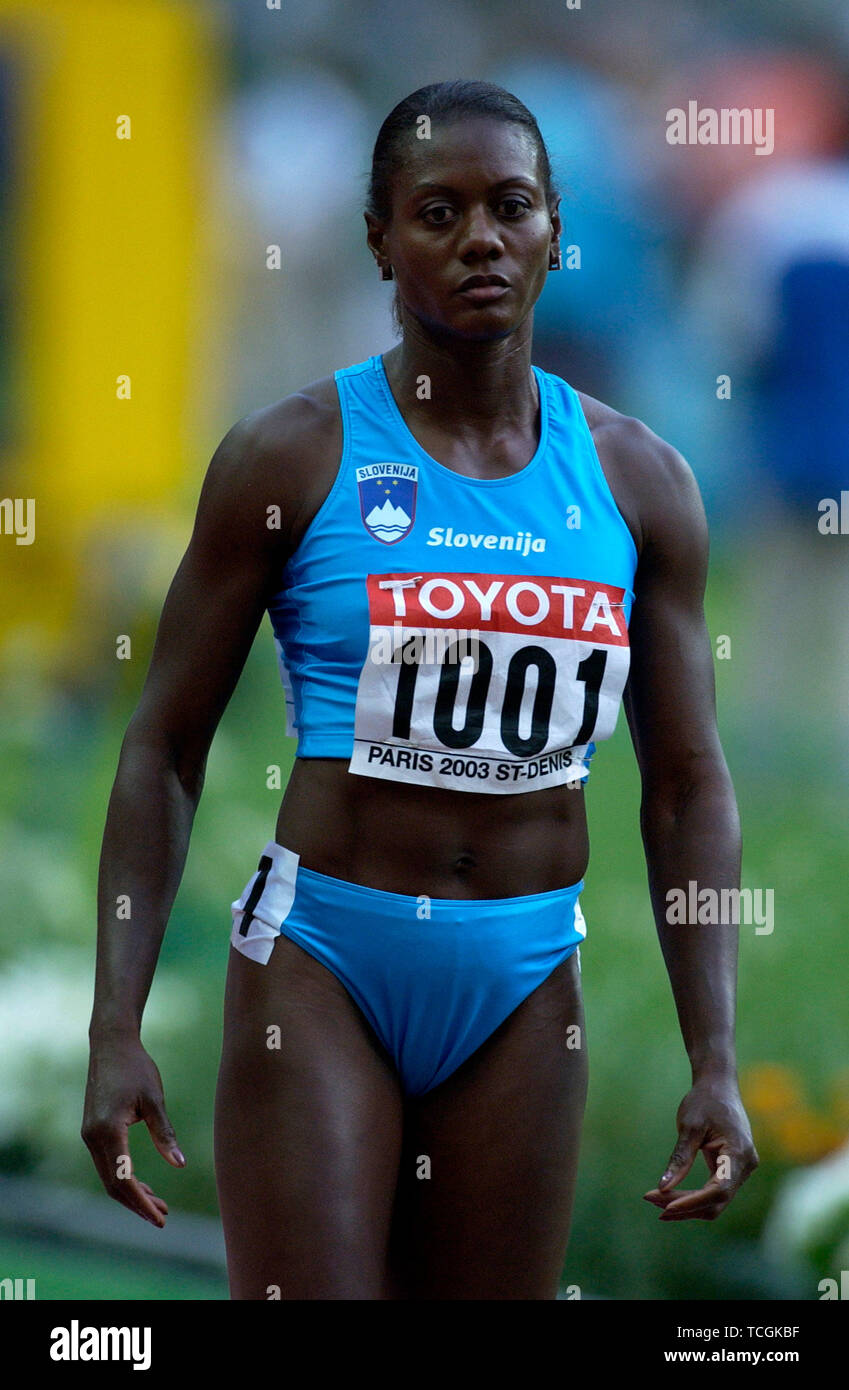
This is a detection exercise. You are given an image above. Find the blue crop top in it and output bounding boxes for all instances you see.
[265,353,638,795]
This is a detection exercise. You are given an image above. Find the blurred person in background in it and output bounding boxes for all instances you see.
[83,78,757,1300]
[666,50,849,512]
[684,155,849,512]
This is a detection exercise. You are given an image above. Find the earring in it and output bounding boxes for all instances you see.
[380,263,393,280]
[549,248,562,270]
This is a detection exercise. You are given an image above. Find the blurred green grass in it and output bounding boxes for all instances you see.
[0,1232,226,1299]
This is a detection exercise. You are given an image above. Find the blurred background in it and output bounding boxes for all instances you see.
[1,0,848,1300]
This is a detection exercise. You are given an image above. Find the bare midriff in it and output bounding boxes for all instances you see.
[274,757,590,898]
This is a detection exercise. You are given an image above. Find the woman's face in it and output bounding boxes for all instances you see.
[366,115,561,342]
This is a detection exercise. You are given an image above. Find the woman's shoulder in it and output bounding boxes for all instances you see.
[575,388,692,486]
[189,374,344,560]
[234,373,342,470]
[210,374,344,532]
[574,388,706,560]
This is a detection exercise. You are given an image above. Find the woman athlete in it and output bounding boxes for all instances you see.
[83,80,758,1300]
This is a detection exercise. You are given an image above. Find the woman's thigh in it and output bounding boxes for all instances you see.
[394,949,588,1300]
[214,934,405,1299]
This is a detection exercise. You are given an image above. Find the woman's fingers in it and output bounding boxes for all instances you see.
[656,1176,729,1220]
[644,1137,748,1220]
[83,1117,170,1225]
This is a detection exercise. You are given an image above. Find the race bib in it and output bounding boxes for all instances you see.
[348,570,631,794]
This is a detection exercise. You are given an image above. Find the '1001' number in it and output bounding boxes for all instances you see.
[390,637,607,756]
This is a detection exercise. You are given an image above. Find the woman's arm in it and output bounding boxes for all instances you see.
[82,398,316,1225]
[620,426,758,1221]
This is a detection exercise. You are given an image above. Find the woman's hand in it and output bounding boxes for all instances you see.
[643,1073,759,1221]
[81,1033,185,1226]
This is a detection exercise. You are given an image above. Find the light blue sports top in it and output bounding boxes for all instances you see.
[266,353,638,795]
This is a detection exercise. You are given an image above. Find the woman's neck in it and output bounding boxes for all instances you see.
[381,320,539,432]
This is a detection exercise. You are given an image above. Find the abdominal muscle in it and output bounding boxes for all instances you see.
[274,757,590,898]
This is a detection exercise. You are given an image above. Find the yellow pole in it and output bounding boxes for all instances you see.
[0,0,218,678]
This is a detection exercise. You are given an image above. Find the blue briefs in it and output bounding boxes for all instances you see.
[230,840,586,1097]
